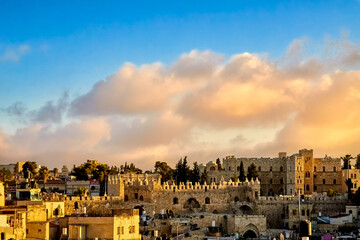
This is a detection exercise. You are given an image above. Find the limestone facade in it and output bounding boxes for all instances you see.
[200,149,356,196]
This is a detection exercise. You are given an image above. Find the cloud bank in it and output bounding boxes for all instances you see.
[1,37,360,169]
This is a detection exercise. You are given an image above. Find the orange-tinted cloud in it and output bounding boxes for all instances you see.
[1,37,360,169]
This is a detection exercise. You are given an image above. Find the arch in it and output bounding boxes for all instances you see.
[139,195,144,201]
[124,195,129,201]
[173,197,179,204]
[210,166,216,171]
[213,210,219,214]
[205,197,210,204]
[239,205,253,214]
[184,198,201,209]
[279,188,284,195]
[134,206,144,215]
[306,185,310,191]
[234,196,239,202]
[243,230,257,239]
[242,223,259,239]
[74,201,79,209]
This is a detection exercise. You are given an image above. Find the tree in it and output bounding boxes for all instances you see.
[247,163,259,181]
[200,170,208,184]
[72,165,89,180]
[0,168,13,182]
[216,158,223,170]
[345,178,353,199]
[74,187,87,196]
[327,189,337,197]
[154,161,174,183]
[182,156,191,182]
[356,154,360,169]
[121,162,142,174]
[53,168,59,178]
[239,161,246,182]
[38,166,50,192]
[341,154,354,169]
[22,161,38,179]
[174,157,191,184]
[191,162,200,184]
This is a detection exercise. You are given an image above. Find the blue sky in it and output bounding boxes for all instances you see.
[1,0,360,167]
[1,0,360,107]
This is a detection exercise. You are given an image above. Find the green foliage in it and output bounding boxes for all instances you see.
[200,169,208,184]
[247,163,259,181]
[216,158,223,170]
[22,161,38,179]
[327,189,337,197]
[71,160,121,195]
[121,162,142,174]
[38,166,50,183]
[74,187,87,196]
[345,178,353,198]
[191,162,201,184]
[239,161,246,182]
[174,156,192,184]
[341,154,354,169]
[53,168,59,178]
[154,161,174,183]
[0,168,13,182]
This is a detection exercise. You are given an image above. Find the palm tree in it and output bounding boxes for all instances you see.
[38,166,50,192]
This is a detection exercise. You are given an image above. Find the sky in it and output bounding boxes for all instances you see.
[1,0,360,170]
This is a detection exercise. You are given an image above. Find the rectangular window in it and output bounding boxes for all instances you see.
[323,166,325,172]
[62,228,67,235]
[117,227,120,235]
[302,210,305,216]
[323,179,325,184]
[293,210,297,215]
[135,193,138,199]
[121,227,124,234]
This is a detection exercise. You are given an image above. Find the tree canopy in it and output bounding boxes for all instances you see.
[341,154,354,169]
[247,163,259,181]
[22,161,38,179]
[239,161,246,182]
[154,161,174,183]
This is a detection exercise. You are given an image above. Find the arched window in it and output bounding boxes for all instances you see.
[139,195,144,201]
[333,179,336,184]
[74,202,79,209]
[124,195,129,201]
[173,197,179,204]
[280,166,283,172]
[306,185,310,191]
[270,166,272,172]
[323,166,325,172]
[210,166,216,171]
[333,166,336,172]
[205,197,210,204]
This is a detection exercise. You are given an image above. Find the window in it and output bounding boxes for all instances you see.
[270,179,273,184]
[135,193,138,199]
[117,227,121,235]
[173,197,179,204]
[258,166,261,172]
[121,227,124,234]
[293,210,297,215]
[351,174,353,178]
[314,167,316,172]
[305,171,310,178]
[355,174,357,178]
[237,166,240,171]
[124,195,129,201]
[229,167,231,171]
[323,179,325,184]
[210,166,215,171]
[314,186,317,191]
[323,166,325,172]
[205,197,210,204]
[270,166,272,172]
[333,166,336,172]
[307,210,310,216]
[280,178,283,184]
[333,179,336,184]
[140,195,144,201]
[314,174,316,178]
[306,185,309,191]
[129,226,135,234]
[280,166,283,172]
[290,189,292,194]
[302,210,305,216]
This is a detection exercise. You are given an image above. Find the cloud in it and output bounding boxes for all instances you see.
[2,36,360,169]
[0,44,30,63]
